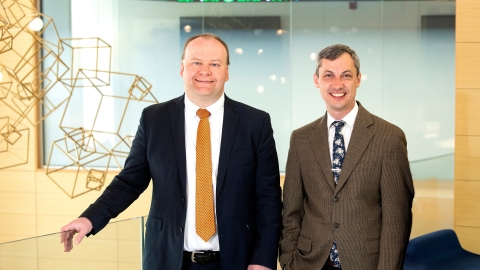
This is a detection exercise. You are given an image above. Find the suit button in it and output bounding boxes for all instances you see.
[333,197,339,202]
[334,223,340,228]
[179,227,183,232]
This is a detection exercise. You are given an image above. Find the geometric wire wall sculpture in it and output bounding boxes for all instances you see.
[46,127,112,198]
[0,116,29,169]
[0,0,41,170]
[46,70,158,198]
[0,1,159,198]
[60,38,111,88]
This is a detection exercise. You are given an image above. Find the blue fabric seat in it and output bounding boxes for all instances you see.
[404,229,480,270]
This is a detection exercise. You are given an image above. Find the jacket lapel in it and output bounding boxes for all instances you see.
[309,115,337,191]
[216,95,239,197]
[335,103,374,193]
[169,95,187,197]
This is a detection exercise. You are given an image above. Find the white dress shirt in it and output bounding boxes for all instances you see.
[183,94,224,251]
[327,102,359,164]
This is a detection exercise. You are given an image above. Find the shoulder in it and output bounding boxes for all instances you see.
[292,117,324,137]
[226,96,271,127]
[138,95,183,128]
[228,97,268,117]
[358,104,406,141]
[143,95,182,115]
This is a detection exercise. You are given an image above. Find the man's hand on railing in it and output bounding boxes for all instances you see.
[60,217,93,252]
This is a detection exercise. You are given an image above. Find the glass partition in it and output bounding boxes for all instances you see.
[0,217,144,270]
[41,0,456,180]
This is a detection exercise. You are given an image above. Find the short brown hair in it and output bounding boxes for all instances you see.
[315,44,360,76]
[181,33,230,65]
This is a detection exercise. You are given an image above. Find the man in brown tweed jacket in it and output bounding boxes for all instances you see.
[279,44,414,270]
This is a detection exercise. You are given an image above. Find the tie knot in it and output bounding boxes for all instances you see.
[332,120,345,132]
[197,109,211,119]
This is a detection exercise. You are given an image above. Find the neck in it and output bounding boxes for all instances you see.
[328,106,355,120]
[328,111,348,121]
[185,93,222,108]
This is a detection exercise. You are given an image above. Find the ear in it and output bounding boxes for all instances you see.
[356,73,361,87]
[312,73,320,88]
[225,66,229,82]
[180,61,184,77]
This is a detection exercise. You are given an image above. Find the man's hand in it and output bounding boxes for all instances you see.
[60,217,93,252]
[247,265,271,270]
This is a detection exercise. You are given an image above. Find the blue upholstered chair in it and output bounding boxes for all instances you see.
[404,229,480,270]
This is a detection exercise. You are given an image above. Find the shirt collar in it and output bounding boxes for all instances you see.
[327,101,359,129]
[184,94,225,120]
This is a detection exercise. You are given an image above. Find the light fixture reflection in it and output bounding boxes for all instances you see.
[269,75,276,81]
[361,74,367,81]
[184,25,192,33]
[309,53,316,61]
[257,86,265,93]
[280,77,286,84]
[29,17,44,31]
[258,49,263,55]
[235,48,243,55]
[277,29,283,35]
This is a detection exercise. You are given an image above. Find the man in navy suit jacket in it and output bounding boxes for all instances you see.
[60,33,282,270]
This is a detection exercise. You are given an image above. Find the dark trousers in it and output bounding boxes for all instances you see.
[321,258,342,270]
[322,265,341,270]
[181,260,222,270]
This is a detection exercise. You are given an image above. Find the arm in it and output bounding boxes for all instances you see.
[81,109,152,233]
[60,108,153,245]
[249,113,282,270]
[279,130,305,269]
[377,130,415,270]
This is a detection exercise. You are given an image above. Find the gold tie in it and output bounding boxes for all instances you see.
[196,108,216,242]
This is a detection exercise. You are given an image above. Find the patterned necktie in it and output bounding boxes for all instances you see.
[195,108,216,242]
[330,120,346,268]
[332,120,346,185]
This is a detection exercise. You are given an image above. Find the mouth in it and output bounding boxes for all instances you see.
[330,93,346,97]
[195,79,214,83]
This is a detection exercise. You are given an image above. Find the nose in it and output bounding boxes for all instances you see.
[331,77,344,89]
[199,64,211,75]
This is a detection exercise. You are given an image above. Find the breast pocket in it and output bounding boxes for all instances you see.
[353,162,381,180]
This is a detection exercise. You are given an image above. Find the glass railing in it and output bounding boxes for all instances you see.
[0,203,454,270]
[0,216,146,270]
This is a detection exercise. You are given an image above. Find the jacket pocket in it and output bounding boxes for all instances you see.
[297,234,312,255]
[146,216,162,231]
[365,238,380,254]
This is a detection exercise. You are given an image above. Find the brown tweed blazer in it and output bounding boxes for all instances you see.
[280,102,414,270]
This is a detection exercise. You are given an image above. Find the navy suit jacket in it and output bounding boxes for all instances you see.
[81,94,282,270]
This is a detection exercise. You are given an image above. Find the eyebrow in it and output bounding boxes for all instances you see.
[190,58,222,62]
[192,58,222,62]
[322,69,353,74]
